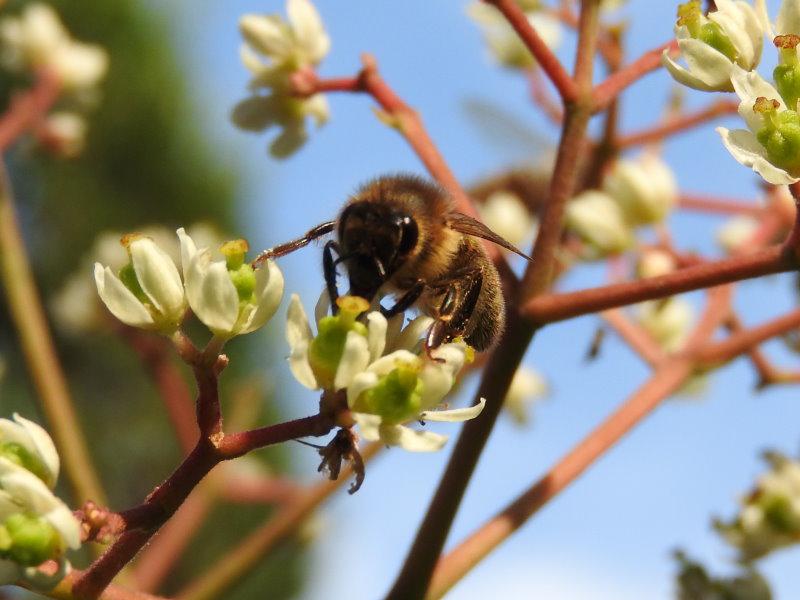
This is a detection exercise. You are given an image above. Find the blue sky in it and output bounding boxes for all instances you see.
[168,1,800,598]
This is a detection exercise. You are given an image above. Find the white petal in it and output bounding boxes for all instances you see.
[754,0,773,38]
[12,414,59,488]
[185,253,239,334]
[286,294,313,350]
[130,239,184,320]
[420,398,487,422]
[708,9,756,68]
[366,350,420,376]
[287,0,330,62]
[429,343,468,374]
[381,424,448,452]
[239,14,292,59]
[289,338,318,389]
[333,330,370,390]
[238,260,284,334]
[661,51,725,92]
[777,0,800,35]
[346,371,380,408]
[314,288,331,325]
[239,43,265,75]
[390,315,433,353]
[678,38,736,90]
[730,65,784,132]
[717,127,799,184]
[352,412,382,441]
[419,361,457,409]
[176,228,198,278]
[286,295,317,389]
[304,94,330,126]
[93,263,154,328]
[365,312,387,362]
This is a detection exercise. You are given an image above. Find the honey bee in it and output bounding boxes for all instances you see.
[255,175,531,351]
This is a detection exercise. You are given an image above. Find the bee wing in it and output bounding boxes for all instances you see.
[447,212,533,261]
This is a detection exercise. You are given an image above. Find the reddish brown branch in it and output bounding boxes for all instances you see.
[0,69,61,151]
[592,40,678,112]
[523,244,794,325]
[678,194,761,216]
[218,414,335,459]
[601,308,666,366]
[617,99,739,148]
[695,309,800,367]
[485,0,579,103]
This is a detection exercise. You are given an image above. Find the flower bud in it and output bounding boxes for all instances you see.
[717,215,759,253]
[637,249,677,279]
[565,191,634,259]
[1,514,60,566]
[478,191,536,248]
[603,155,677,226]
[636,297,694,352]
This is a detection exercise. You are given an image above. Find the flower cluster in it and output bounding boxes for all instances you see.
[662,0,763,92]
[0,415,80,589]
[287,293,485,452]
[0,3,108,158]
[565,153,677,259]
[716,452,800,561]
[467,0,562,70]
[232,0,330,158]
[93,228,284,341]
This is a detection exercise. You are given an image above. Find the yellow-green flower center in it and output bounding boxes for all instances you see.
[0,442,49,484]
[221,239,257,302]
[677,1,738,63]
[755,97,800,173]
[358,364,423,425]
[308,296,369,389]
[0,514,60,566]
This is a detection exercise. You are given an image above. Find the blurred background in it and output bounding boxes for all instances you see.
[1,0,799,598]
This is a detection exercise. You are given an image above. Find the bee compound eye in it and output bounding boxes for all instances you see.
[398,216,418,255]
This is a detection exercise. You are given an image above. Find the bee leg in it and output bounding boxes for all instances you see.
[424,271,483,359]
[323,240,342,314]
[380,281,425,319]
[252,221,336,266]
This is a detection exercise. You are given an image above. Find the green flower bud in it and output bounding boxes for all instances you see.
[761,493,800,533]
[774,35,800,110]
[2,514,60,566]
[358,365,423,425]
[308,296,369,389]
[755,98,800,172]
[0,442,50,484]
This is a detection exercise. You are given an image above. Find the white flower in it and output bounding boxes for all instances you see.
[234,0,330,158]
[717,215,760,253]
[503,367,548,426]
[602,154,678,226]
[662,0,763,92]
[287,292,485,452]
[716,66,800,184]
[756,0,800,38]
[0,414,59,489]
[637,249,677,279]
[94,234,186,333]
[565,190,634,259]
[635,297,695,353]
[0,418,79,586]
[0,3,108,90]
[478,191,537,248]
[716,452,800,560]
[38,111,86,158]
[178,228,284,339]
[467,0,562,70]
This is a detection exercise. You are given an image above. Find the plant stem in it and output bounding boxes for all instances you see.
[0,163,107,506]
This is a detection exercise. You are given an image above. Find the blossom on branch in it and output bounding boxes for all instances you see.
[233,0,330,157]
[662,0,763,92]
[635,297,695,353]
[565,190,634,259]
[502,366,548,426]
[0,415,80,589]
[717,65,800,184]
[0,3,107,91]
[477,190,537,249]
[602,154,678,226]
[286,293,485,452]
[178,228,284,339]
[716,451,800,561]
[94,234,187,334]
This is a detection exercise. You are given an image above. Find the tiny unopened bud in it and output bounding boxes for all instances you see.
[2,514,60,566]
[637,250,676,279]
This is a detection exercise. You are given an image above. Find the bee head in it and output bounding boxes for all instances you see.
[337,200,419,299]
